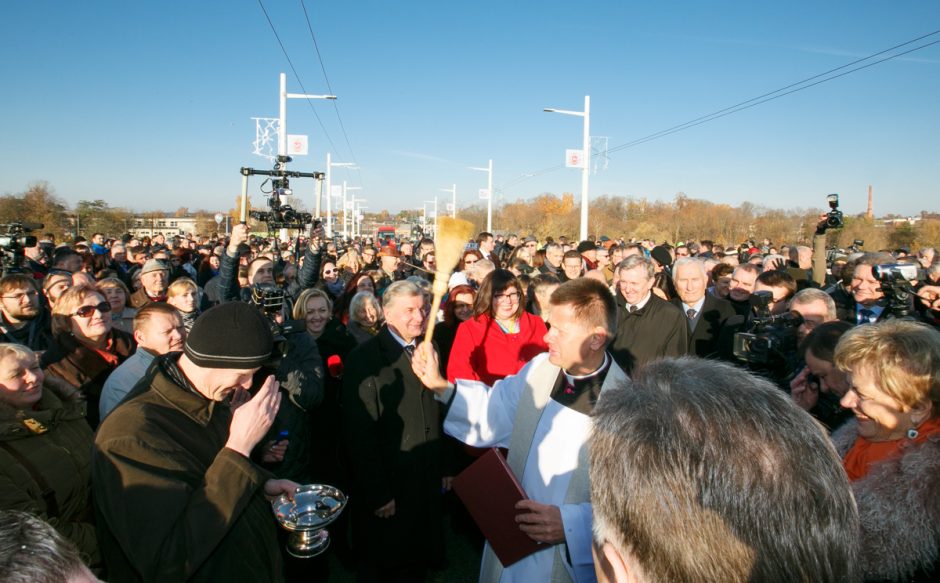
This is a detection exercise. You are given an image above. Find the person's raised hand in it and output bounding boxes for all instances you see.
[412,342,448,393]
[789,366,819,411]
[225,375,281,458]
[228,223,250,254]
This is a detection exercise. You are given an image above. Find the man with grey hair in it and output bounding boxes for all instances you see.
[610,255,688,374]
[342,280,447,581]
[670,257,734,357]
[790,287,838,342]
[589,357,859,583]
[842,252,896,325]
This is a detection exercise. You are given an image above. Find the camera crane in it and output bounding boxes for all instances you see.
[239,155,324,233]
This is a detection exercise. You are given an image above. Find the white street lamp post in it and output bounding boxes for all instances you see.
[440,184,457,218]
[469,160,493,232]
[544,95,591,241]
[343,183,362,239]
[277,72,336,161]
[325,153,354,237]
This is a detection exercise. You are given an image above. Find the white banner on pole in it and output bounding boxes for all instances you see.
[566,149,585,168]
[331,185,343,198]
[445,203,454,211]
[287,135,308,156]
[478,188,491,200]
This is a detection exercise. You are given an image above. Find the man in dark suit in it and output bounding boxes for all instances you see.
[610,255,688,374]
[342,280,445,582]
[840,253,896,325]
[671,258,735,358]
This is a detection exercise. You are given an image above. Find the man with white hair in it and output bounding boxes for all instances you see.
[342,280,446,581]
[609,255,688,374]
[670,258,735,358]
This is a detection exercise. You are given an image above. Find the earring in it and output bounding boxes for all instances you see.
[907,427,919,440]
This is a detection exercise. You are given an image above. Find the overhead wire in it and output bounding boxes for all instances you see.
[256,0,340,155]
[299,1,360,171]
[497,30,940,192]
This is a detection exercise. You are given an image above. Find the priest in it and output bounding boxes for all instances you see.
[413,278,626,583]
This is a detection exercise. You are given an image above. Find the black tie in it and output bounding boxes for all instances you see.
[629,305,638,314]
[687,308,697,319]
[403,345,415,360]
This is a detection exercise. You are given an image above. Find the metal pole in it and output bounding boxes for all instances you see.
[342,180,348,239]
[434,197,439,239]
[278,73,287,160]
[580,95,591,242]
[487,159,493,233]
[326,152,333,236]
[239,173,249,223]
[314,175,322,219]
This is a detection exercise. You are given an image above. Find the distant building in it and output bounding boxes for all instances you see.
[128,216,201,238]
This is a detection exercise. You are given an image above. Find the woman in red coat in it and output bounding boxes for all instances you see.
[447,269,548,385]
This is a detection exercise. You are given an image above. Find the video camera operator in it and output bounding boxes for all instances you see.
[719,270,801,385]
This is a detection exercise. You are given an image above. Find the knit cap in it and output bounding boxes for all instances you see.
[184,302,274,369]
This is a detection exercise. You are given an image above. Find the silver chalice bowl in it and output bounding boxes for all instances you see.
[272,484,348,558]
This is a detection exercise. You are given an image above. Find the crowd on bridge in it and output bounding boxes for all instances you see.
[1,218,939,582]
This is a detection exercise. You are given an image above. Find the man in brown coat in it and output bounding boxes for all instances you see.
[128,259,169,308]
[93,302,297,582]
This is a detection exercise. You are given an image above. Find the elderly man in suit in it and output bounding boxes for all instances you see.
[671,258,735,358]
[342,280,446,582]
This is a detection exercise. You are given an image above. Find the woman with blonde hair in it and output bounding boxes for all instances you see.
[166,278,200,332]
[831,320,940,581]
[336,248,365,282]
[0,343,99,567]
[40,286,135,429]
[96,277,136,334]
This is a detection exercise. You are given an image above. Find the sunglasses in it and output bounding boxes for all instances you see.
[73,301,112,318]
[323,269,336,274]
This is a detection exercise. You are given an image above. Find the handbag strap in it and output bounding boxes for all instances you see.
[0,440,59,518]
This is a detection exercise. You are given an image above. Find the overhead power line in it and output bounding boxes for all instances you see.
[256,0,340,155]
[499,30,940,192]
[299,0,361,176]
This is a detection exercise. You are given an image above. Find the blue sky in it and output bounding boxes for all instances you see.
[1,1,938,222]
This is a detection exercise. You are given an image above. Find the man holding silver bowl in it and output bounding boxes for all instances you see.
[92,302,299,582]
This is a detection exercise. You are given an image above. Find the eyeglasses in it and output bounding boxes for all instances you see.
[323,269,336,274]
[464,259,478,265]
[1,290,38,302]
[494,291,520,303]
[73,302,112,318]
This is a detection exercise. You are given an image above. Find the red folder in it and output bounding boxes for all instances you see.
[452,448,542,566]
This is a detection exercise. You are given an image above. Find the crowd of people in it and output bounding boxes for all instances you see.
[0,219,939,583]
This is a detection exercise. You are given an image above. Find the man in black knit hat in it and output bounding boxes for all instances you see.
[93,302,297,582]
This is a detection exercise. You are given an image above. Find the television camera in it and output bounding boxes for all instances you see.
[0,222,43,275]
[241,155,324,232]
[733,290,804,367]
[873,263,927,320]
[249,283,307,373]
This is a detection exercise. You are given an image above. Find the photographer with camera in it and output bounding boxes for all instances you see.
[719,270,800,385]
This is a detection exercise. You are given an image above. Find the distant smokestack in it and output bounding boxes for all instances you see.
[866,185,873,219]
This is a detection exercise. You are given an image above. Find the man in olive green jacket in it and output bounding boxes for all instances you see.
[92,302,297,582]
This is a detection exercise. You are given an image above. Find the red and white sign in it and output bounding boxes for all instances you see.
[479,188,491,200]
[288,134,308,156]
[566,149,585,168]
